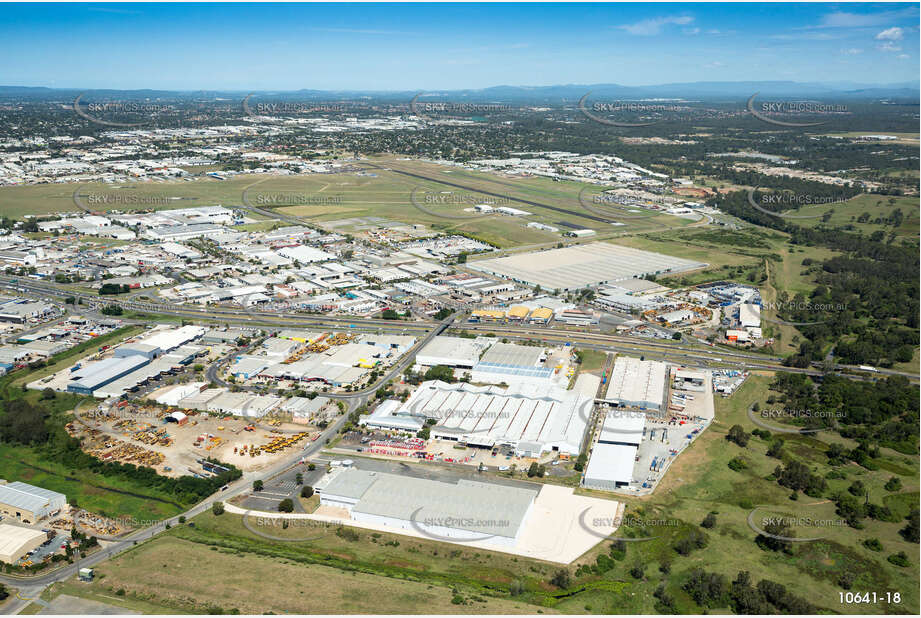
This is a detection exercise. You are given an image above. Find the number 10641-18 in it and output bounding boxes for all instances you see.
[840,592,900,604]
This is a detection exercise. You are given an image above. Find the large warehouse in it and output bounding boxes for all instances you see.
[583,410,647,491]
[363,375,598,456]
[0,481,67,523]
[470,342,553,386]
[601,356,668,411]
[67,354,151,396]
[469,242,707,292]
[0,524,47,564]
[415,336,492,369]
[316,468,538,548]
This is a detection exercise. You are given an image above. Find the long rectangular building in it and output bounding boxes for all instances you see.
[316,468,538,548]
[67,354,151,396]
[469,242,707,292]
[0,481,66,523]
[601,356,667,411]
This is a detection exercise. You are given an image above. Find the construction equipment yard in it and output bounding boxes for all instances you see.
[69,400,321,476]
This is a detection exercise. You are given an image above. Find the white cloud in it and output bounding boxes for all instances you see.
[841,48,863,55]
[898,54,909,59]
[878,41,902,52]
[684,27,701,35]
[616,15,694,36]
[875,27,904,40]
[819,9,916,28]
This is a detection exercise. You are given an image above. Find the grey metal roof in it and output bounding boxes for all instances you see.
[320,468,380,500]
[479,342,543,368]
[0,482,65,513]
[347,471,537,539]
[69,355,150,390]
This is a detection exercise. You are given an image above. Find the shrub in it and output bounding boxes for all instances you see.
[728,456,748,471]
[884,477,903,492]
[549,569,571,589]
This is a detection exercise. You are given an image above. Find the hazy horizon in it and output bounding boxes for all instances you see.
[2,2,918,91]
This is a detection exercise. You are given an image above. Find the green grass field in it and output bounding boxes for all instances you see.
[0,156,700,249]
[0,442,185,522]
[796,194,920,241]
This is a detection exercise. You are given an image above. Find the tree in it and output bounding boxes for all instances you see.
[756,519,793,553]
[900,509,919,543]
[683,568,728,607]
[301,486,314,499]
[278,498,294,513]
[41,387,56,400]
[726,425,750,447]
[423,365,455,382]
[549,569,571,589]
[212,502,225,515]
[295,473,303,485]
[253,480,264,492]
[701,513,717,529]
[766,438,785,459]
[884,477,902,492]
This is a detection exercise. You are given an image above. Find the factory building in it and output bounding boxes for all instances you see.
[415,336,492,369]
[0,481,67,524]
[142,223,228,241]
[600,356,668,411]
[739,303,761,329]
[364,376,597,456]
[470,342,553,386]
[582,410,646,491]
[469,242,707,292]
[67,354,151,395]
[315,468,538,548]
[0,524,48,564]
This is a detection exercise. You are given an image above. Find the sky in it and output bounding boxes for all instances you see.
[1,2,918,90]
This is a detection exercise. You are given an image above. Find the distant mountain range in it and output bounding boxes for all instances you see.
[1,80,917,103]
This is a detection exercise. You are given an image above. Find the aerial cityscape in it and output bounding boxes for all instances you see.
[0,2,918,617]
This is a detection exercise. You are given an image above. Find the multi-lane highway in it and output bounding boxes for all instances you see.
[4,274,915,383]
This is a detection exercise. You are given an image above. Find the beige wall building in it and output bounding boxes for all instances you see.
[0,524,46,564]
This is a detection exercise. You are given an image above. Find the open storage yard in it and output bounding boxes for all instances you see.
[69,400,318,476]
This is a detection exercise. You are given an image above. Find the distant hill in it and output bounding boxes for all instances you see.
[1,81,917,104]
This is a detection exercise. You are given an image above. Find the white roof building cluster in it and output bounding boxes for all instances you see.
[361,374,599,456]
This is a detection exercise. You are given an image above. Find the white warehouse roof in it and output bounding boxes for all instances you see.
[583,443,638,489]
[603,356,667,410]
[416,336,491,369]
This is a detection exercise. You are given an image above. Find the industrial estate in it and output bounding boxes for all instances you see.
[0,2,917,617]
